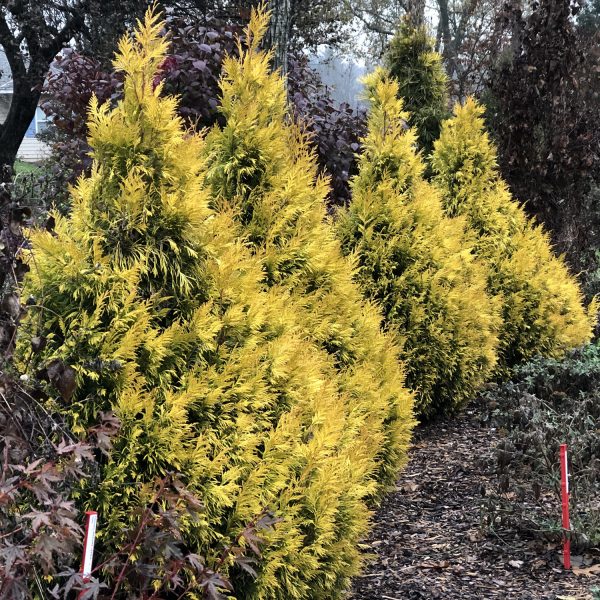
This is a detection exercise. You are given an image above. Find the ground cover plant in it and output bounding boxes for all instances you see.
[431,99,596,371]
[13,8,414,598]
[483,344,600,550]
[336,71,499,419]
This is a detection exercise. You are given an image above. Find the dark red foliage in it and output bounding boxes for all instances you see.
[39,51,123,211]
[0,379,114,599]
[486,0,600,267]
[42,49,123,177]
[288,55,366,207]
[160,17,241,128]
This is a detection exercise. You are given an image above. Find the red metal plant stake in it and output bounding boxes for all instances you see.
[559,444,571,570]
[79,510,98,598]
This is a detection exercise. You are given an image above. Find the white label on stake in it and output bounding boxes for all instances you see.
[82,513,97,578]
[565,450,569,494]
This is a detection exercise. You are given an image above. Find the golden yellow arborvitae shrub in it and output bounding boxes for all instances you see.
[203,11,414,488]
[17,11,413,599]
[336,71,499,418]
[431,98,596,368]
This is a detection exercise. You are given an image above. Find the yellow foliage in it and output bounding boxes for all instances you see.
[337,71,500,417]
[17,7,414,600]
[203,7,414,489]
[431,98,596,368]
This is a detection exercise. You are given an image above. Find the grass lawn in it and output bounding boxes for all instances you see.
[14,159,42,175]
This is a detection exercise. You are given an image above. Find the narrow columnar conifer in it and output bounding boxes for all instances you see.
[337,71,500,418]
[385,19,450,156]
[17,10,414,599]
[203,10,414,491]
[431,99,596,368]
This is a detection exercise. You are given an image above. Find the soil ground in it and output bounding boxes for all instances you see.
[350,399,600,599]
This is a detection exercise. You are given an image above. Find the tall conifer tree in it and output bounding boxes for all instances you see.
[204,10,414,487]
[337,71,500,418]
[385,19,450,156]
[18,10,414,598]
[431,99,596,368]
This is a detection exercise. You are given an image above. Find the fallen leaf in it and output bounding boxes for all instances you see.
[417,561,449,569]
[572,563,600,577]
[399,481,419,493]
[508,560,524,568]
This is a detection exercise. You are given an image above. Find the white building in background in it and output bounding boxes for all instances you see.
[0,50,50,163]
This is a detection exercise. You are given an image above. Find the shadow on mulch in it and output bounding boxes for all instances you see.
[349,399,600,600]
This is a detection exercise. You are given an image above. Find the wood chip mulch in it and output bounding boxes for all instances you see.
[350,399,600,600]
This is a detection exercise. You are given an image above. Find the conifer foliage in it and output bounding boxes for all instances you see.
[18,9,414,599]
[385,20,450,156]
[337,71,500,418]
[203,10,414,488]
[431,99,596,369]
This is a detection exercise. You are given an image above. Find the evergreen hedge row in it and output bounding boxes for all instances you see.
[18,10,413,599]
[13,9,597,599]
[337,71,500,418]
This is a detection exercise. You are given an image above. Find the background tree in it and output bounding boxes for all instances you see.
[579,0,600,31]
[342,0,423,57]
[266,0,291,73]
[0,0,87,173]
[347,0,501,97]
[435,0,503,100]
[485,0,600,269]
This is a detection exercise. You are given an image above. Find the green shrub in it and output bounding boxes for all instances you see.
[336,71,500,419]
[385,19,450,156]
[431,98,596,370]
[17,10,413,599]
[203,11,415,493]
[483,344,600,548]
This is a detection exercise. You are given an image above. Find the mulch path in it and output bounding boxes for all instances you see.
[350,399,599,600]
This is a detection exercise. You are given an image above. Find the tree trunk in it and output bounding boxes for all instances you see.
[266,0,291,75]
[0,83,36,362]
[437,0,455,73]
[0,84,40,170]
[507,0,525,58]
[407,0,426,26]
